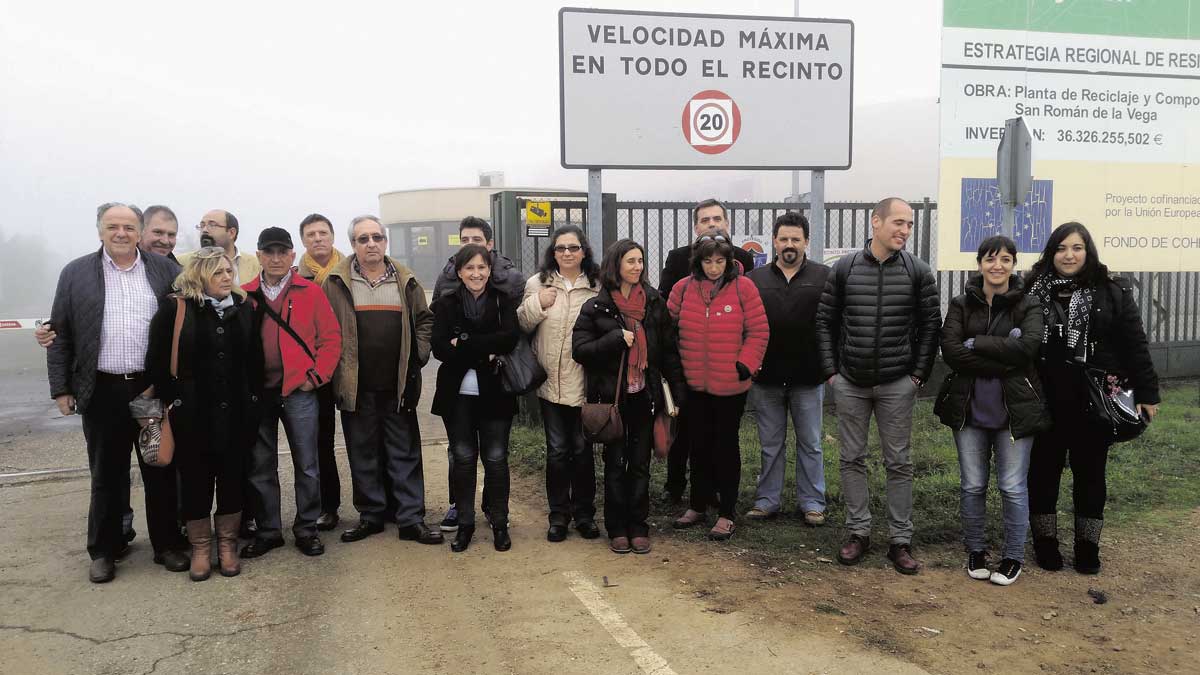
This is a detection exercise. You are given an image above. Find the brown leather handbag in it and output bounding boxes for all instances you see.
[132,297,184,467]
[581,358,625,444]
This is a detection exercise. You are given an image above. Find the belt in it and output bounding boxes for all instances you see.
[97,371,146,381]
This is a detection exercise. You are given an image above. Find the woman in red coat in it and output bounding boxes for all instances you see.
[667,230,769,540]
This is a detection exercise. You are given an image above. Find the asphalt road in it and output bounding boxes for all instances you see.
[0,329,926,675]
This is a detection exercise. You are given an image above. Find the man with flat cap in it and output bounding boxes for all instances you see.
[241,227,342,558]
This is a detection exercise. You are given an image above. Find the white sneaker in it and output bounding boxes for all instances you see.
[990,558,1022,586]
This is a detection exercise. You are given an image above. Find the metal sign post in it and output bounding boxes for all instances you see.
[996,116,1033,239]
[810,170,826,263]
[587,169,603,252]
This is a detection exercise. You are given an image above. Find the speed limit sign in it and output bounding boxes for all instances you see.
[681,90,742,155]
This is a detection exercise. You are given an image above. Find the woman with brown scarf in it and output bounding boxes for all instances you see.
[573,239,685,554]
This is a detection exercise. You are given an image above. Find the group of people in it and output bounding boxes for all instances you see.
[46,195,1160,588]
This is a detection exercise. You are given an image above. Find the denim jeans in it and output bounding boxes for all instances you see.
[341,391,426,528]
[832,375,916,545]
[540,399,596,527]
[954,426,1033,561]
[750,382,825,514]
[248,388,322,538]
[445,395,512,527]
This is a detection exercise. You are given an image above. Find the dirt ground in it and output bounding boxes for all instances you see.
[635,499,1200,675]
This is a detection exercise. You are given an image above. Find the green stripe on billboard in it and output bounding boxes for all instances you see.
[944,0,1200,40]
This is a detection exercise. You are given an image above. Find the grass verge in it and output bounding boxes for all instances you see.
[507,382,1200,569]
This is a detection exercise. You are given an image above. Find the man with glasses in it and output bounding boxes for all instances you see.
[656,198,756,505]
[241,227,342,559]
[323,216,443,545]
[430,216,523,532]
[179,209,260,285]
[47,203,190,582]
[295,214,347,531]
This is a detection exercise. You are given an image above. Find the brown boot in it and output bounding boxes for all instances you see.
[213,512,242,577]
[185,518,213,582]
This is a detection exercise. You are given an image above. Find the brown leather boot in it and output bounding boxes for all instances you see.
[213,512,242,577]
[185,518,213,582]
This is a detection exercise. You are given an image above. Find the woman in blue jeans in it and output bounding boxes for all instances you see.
[431,245,520,552]
[935,236,1051,585]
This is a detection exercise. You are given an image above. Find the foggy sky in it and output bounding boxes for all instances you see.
[0,0,940,264]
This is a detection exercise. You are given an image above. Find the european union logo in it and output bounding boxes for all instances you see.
[960,178,1053,253]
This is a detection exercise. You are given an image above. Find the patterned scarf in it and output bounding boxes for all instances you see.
[301,248,344,285]
[203,293,236,319]
[611,284,649,376]
[1028,272,1094,363]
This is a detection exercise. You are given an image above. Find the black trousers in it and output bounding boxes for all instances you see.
[1028,411,1112,520]
[444,395,512,527]
[602,389,652,539]
[664,404,690,497]
[316,384,341,514]
[81,373,184,560]
[178,444,244,521]
[540,398,596,526]
[686,390,748,520]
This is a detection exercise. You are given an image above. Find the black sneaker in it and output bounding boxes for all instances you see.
[966,550,990,580]
[440,505,459,532]
[990,558,1022,586]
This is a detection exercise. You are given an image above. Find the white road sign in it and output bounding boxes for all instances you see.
[559,8,854,170]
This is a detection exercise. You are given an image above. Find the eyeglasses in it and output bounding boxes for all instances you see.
[195,246,226,259]
[697,234,728,243]
[553,244,583,254]
[196,221,228,231]
[354,233,387,245]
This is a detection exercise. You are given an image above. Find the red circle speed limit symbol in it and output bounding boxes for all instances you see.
[681,90,741,155]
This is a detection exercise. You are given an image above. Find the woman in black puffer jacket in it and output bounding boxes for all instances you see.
[573,239,685,555]
[935,236,1050,587]
[1024,222,1160,575]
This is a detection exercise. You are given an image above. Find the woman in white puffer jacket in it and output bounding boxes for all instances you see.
[517,225,601,543]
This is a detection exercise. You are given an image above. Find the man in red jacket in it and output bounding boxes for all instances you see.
[241,227,342,558]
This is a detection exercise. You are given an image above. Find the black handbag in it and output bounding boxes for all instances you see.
[1084,368,1146,443]
[496,334,547,395]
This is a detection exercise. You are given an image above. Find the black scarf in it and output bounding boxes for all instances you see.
[1027,272,1093,363]
[459,285,488,321]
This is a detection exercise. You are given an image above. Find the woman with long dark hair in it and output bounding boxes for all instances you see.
[517,225,602,542]
[431,245,520,552]
[935,236,1051,586]
[666,229,769,541]
[145,247,263,581]
[1025,222,1160,574]
[573,239,684,554]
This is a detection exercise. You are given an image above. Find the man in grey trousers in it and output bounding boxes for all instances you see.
[815,197,941,575]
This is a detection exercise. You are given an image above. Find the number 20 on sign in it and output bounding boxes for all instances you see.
[681,90,742,155]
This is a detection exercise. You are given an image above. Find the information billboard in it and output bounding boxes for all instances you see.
[937,0,1200,271]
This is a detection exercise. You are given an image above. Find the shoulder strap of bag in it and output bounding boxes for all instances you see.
[612,351,627,404]
[253,289,316,362]
[170,297,185,378]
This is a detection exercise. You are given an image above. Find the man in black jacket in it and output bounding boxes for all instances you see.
[815,197,941,575]
[657,198,755,503]
[745,213,830,526]
[47,203,189,583]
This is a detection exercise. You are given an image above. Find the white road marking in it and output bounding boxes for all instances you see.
[563,570,677,675]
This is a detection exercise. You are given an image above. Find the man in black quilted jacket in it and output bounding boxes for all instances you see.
[815,197,941,575]
[47,203,189,583]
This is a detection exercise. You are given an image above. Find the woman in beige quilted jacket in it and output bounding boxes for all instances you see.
[517,225,601,543]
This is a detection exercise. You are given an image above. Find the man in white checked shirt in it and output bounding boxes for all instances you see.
[47,203,190,583]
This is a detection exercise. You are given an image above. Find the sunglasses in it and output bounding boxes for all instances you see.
[195,246,226,259]
[355,233,387,245]
[553,244,583,253]
[697,234,729,243]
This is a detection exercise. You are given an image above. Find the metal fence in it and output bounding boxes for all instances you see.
[495,195,1198,346]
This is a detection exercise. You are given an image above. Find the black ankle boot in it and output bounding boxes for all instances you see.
[1033,537,1064,571]
[451,525,475,553]
[493,526,511,552]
